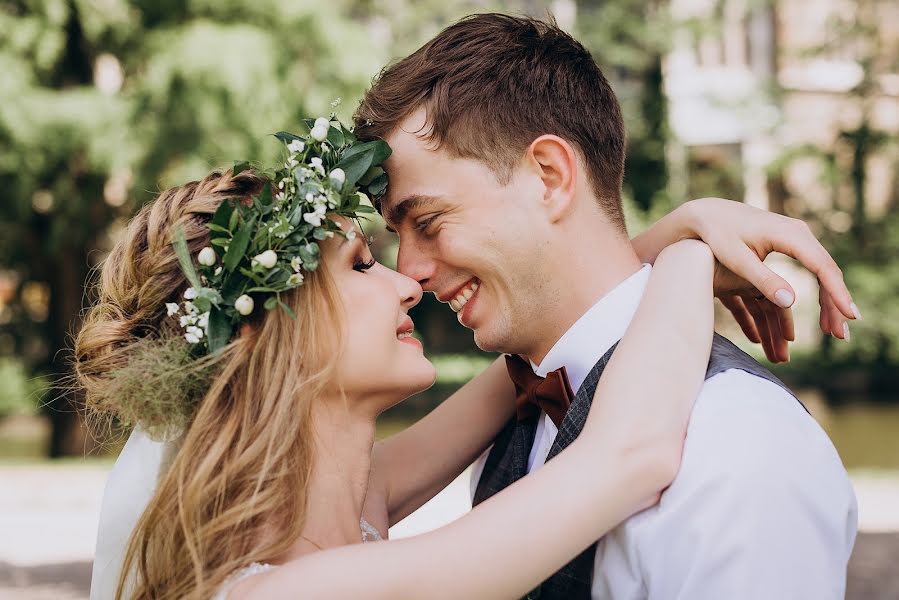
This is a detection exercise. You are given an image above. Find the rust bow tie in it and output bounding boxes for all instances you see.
[505,354,574,428]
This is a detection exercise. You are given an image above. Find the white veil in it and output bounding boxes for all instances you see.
[90,429,181,600]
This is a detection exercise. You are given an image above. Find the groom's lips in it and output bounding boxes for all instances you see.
[457,283,480,327]
[437,278,478,305]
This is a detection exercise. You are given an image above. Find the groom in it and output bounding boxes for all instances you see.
[356,13,857,600]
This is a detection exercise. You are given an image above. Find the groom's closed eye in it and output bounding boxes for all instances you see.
[383,193,444,233]
[414,214,440,234]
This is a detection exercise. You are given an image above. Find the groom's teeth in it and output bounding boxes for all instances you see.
[450,280,479,312]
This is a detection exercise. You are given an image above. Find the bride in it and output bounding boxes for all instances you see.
[75,120,852,599]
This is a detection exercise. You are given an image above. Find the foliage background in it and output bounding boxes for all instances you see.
[1,0,897,457]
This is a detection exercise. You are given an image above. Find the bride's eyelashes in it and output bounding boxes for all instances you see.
[353,258,377,273]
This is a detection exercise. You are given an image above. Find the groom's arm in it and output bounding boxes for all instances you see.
[627,372,858,600]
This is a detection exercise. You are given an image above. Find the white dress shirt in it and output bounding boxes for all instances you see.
[474,264,858,599]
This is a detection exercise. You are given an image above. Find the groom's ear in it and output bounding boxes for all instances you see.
[525,135,578,223]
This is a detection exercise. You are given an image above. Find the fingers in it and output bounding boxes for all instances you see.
[717,244,797,309]
[760,299,790,363]
[719,225,860,343]
[776,221,859,320]
[719,295,762,344]
[776,304,796,343]
[739,295,790,363]
[720,293,793,363]
[740,295,775,362]
[820,286,851,340]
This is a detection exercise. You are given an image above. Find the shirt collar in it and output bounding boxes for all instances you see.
[532,264,652,394]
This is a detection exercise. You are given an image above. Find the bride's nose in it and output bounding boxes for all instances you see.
[395,271,423,310]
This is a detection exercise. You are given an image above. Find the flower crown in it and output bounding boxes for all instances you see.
[167,113,390,355]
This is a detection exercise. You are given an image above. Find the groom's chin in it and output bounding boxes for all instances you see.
[472,325,509,355]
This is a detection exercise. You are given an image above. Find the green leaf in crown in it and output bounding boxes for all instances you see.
[168,112,390,355]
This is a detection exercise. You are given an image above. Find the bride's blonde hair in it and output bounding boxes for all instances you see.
[74,170,345,599]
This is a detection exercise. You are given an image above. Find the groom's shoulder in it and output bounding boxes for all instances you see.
[683,366,849,490]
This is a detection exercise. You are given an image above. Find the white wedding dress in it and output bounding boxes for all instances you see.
[212,518,384,600]
[92,430,385,600]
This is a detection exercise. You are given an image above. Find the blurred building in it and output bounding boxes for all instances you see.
[664,0,899,218]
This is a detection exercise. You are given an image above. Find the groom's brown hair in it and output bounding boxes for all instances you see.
[355,12,626,230]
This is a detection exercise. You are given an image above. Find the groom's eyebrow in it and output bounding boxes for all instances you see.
[383,194,443,233]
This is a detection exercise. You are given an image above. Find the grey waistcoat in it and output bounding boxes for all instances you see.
[472,333,803,600]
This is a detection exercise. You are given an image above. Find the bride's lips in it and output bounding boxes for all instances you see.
[396,315,422,349]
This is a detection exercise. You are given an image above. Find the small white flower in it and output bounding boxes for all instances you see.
[287,139,305,154]
[197,312,210,329]
[235,294,254,316]
[309,157,325,175]
[166,303,180,316]
[183,287,197,300]
[314,117,330,129]
[184,332,201,344]
[310,123,329,142]
[303,213,323,227]
[186,325,204,339]
[184,301,197,314]
[303,205,327,227]
[287,273,304,286]
[329,168,346,189]
[290,256,303,272]
[346,230,357,241]
[254,250,278,269]
[179,315,194,328]
[198,247,216,266]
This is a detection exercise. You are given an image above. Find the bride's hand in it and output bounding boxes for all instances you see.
[632,197,859,363]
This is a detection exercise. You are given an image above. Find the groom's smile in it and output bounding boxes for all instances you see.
[439,277,480,318]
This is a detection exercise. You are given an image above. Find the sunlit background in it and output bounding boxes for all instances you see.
[1,0,898,598]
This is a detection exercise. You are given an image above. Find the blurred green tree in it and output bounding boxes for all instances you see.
[769,0,899,367]
[0,0,387,455]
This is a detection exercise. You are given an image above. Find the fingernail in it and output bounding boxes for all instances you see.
[850,302,863,320]
[774,289,794,308]
[843,322,851,341]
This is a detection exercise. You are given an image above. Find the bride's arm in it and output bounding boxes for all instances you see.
[233,240,715,600]
[632,198,858,361]
[366,354,516,527]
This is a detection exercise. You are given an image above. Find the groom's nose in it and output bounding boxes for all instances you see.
[396,240,436,290]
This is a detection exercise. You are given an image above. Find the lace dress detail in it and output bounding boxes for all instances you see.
[213,562,276,600]
[360,517,383,542]
[215,518,383,599]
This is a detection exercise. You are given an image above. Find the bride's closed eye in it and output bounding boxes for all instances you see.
[353,258,376,273]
